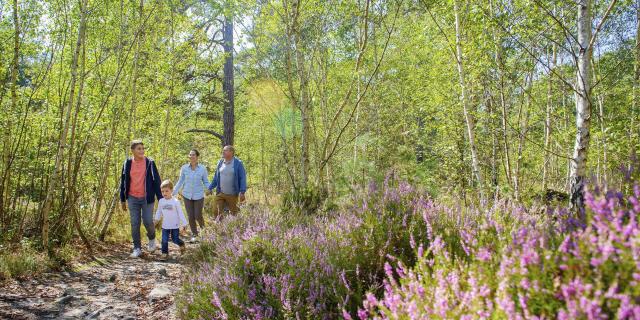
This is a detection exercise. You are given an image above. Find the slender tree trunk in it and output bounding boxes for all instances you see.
[41,0,88,251]
[96,0,125,225]
[632,1,640,160]
[454,0,484,197]
[514,70,532,202]
[487,90,499,194]
[570,0,593,213]
[222,9,235,147]
[162,6,175,168]
[94,113,117,225]
[128,0,144,143]
[543,44,557,191]
[290,0,310,187]
[1,0,20,227]
[489,0,512,190]
[98,188,118,241]
[64,28,87,205]
[596,93,607,183]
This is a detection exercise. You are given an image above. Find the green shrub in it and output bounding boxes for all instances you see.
[281,185,328,215]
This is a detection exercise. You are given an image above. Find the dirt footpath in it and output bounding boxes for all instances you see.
[0,243,191,320]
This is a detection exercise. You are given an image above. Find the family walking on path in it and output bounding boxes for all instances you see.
[119,141,247,258]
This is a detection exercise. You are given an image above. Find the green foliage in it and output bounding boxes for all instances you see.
[280,185,328,215]
[0,240,47,280]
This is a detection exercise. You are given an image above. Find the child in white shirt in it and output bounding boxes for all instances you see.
[154,180,188,260]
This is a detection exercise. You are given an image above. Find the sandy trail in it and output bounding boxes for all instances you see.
[0,242,192,320]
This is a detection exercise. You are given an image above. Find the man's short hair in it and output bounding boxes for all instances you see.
[223,145,235,153]
[130,139,144,150]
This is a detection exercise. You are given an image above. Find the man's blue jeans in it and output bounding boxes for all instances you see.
[127,196,155,249]
[161,228,185,254]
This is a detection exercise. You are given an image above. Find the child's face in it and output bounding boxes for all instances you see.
[161,188,172,199]
[132,144,145,158]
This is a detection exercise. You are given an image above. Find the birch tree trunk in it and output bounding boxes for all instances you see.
[128,0,144,144]
[40,0,88,250]
[291,0,311,187]
[162,6,175,168]
[454,0,484,197]
[569,0,592,213]
[542,44,556,191]
[1,0,20,225]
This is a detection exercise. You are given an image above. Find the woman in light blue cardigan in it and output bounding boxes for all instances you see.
[173,149,209,242]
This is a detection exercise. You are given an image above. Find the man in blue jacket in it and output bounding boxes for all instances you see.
[207,145,247,216]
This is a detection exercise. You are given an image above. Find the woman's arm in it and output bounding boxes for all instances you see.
[173,166,185,196]
[201,166,210,189]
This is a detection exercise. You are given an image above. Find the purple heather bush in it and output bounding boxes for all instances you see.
[178,172,640,319]
[178,177,431,319]
[357,184,640,319]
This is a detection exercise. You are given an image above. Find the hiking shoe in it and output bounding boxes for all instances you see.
[130,248,142,258]
[189,236,197,243]
[160,253,169,261]
[148,240,157,253]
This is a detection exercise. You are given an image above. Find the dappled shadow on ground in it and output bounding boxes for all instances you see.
[0,242,191,320]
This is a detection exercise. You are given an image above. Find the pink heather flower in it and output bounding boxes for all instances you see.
[520,278,530,290]
[477,247,492,262]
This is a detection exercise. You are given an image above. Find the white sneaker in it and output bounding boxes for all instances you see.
[130,248,142,258]
[148,240,157,253]
[190,236,197,243]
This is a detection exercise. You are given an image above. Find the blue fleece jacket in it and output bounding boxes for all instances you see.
[208,157,247,195]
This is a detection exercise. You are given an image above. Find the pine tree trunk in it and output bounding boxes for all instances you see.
[222,12,235,147]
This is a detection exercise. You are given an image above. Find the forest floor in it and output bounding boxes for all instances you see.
[0,241,192,319]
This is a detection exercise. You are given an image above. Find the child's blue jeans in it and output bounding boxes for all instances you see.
[161,228,185,254]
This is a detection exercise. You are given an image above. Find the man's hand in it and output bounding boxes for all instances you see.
[239,192,246,203]
[154,220,160,227]
[121,202,127,211]
[206,189,212,196]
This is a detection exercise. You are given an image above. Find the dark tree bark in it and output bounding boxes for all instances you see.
[188,5,234,147]
[222,13,235,147]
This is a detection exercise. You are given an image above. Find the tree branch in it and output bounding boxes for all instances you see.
[186,128,224,141]
[588,0,618,52]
